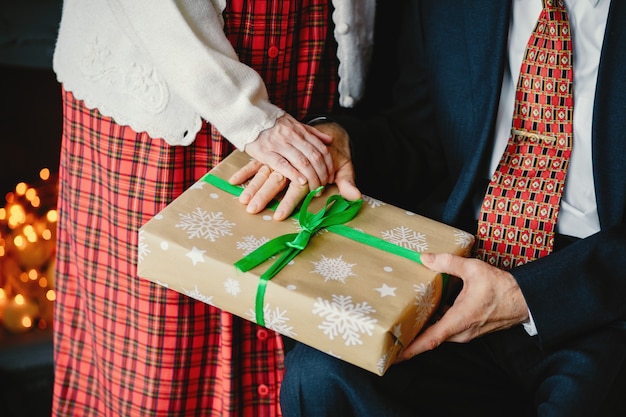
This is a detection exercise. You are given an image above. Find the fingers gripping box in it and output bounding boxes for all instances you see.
[137,151,474,375]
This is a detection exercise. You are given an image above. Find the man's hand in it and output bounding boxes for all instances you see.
[396,253,530,362]
[230,122,361,220]
[244,114,334,191]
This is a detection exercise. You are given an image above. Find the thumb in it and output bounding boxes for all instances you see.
[334,165,361,201]
[420,252,465,277]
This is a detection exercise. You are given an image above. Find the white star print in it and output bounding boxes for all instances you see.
[374,284,397,297]
[186,246,206,266]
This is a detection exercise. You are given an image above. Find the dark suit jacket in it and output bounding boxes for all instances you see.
[341,0,626,350]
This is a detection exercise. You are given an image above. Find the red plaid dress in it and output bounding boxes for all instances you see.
[52,1,338,416]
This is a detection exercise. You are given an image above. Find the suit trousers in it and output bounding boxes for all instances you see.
[280,321,626,417]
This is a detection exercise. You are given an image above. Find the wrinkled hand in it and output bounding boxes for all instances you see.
[229,122,361,220]
[396,253,529,362]
[244,114,334,191]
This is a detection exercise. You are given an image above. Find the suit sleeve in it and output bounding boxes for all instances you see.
[513,223,626,349]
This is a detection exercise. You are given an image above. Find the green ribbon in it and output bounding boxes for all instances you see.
[201,173,442,327]
[235,186,362,326]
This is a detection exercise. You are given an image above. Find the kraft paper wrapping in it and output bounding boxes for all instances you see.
[137,151,474,375]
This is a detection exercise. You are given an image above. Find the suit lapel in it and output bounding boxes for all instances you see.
[444,0,511,222]
[593,0,626,226]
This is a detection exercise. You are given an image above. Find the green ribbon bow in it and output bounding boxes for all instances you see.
[201,173,442,328]
[233,186,363,326]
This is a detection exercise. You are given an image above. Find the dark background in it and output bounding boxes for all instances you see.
[1,1,62,416]
[1,1,63,195]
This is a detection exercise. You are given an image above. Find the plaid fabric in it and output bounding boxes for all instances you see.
[223,0,338,120]
[52,1,338,416]
[212,0,339,151]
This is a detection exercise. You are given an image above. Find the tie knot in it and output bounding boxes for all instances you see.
[543,0,566,11]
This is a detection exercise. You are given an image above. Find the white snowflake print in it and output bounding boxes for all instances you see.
[392,323,403,341]
[223,277,241,296]
[325,350,342,359]
[183,285,214,305]
[312,294,377,346]
[176,208,235,241]
[413,282,437,328]
[246,305,297,338]
[311,255,357,283]
[137,229,150,263]
[454,229,474,249]
[236,235,270,256]
[362,195,385,208]
[189,180,206,191]
[381,226,429,252]
[155,279,169,289]
[377,352,390,375]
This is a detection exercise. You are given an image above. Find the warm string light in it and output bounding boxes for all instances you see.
[0,288,7,317]
[0,168,57,333]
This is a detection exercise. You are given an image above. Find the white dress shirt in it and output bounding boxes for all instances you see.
[491,0,610,239]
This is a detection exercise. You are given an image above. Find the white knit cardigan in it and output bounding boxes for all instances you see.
[53,0,375,147]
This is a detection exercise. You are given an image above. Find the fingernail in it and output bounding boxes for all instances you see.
[298,176,307,185]
[247,202,258,213]
[420,253,434,264]
[240,195,251,205]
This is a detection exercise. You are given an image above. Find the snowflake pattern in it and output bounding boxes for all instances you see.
[246,305,297,337]
[392,323,403,341]
[311,255,356,283]
[183,285,214,305]
[155,279,169,289]
[377,352,390,375]
[236,235,270,256]
[189,181,206,191]
[312,294,377,346]
[454,229,474,249]
[176,208,235,241]
[137,229,150,263]
[362,195,385,208]
[223,277,241,296]
[413,282,437,328]
[381,226,429,252]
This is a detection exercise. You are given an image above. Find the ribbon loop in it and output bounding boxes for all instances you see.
[233,185,363,326]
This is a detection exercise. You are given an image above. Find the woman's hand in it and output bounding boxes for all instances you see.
[244,114,334,192]
[230,121,361,220]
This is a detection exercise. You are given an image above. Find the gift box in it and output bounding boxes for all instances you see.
[137,151,474,375]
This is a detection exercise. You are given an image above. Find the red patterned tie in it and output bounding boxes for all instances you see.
[475,0,573,270]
